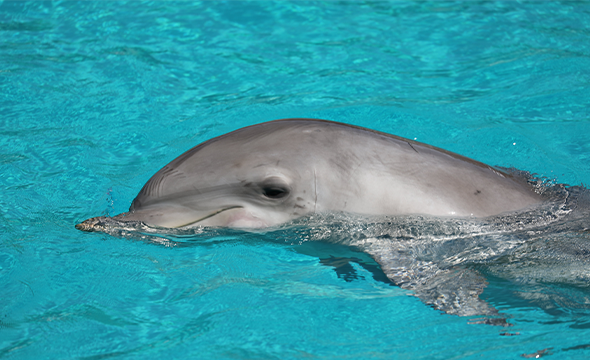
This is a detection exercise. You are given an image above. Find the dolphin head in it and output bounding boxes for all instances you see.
[77,119,542,232]
[113,121,320,228]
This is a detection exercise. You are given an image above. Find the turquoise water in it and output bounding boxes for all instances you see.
[2,1,590,359]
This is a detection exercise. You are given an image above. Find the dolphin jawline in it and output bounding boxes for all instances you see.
[75,206,244,232]
[173,206,243,228]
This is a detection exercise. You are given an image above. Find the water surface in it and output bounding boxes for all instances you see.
[1,1,590,359]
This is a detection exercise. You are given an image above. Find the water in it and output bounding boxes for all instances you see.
[1,1,590,359]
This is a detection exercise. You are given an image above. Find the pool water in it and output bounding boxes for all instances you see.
[1,1,590,359]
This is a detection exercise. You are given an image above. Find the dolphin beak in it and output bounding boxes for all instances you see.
[74,206,246,232]
[75,217,107,232]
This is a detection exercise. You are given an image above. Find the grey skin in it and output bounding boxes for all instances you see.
[77,119,541,230]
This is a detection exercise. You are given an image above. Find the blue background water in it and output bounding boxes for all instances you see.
[1,1,590,359]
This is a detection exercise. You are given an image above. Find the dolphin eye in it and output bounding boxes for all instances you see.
[262,186,289,199]
[257,176,291,200]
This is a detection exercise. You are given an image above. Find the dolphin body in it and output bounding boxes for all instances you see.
[77,119,545,321]
[77,119,540,230]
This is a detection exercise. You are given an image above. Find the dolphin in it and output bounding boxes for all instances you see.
[76,118,548,321]
[76,118,541,231]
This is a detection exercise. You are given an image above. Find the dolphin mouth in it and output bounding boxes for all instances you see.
[172,206,244,228]
[75,206,244,232]
[75,216,106,232]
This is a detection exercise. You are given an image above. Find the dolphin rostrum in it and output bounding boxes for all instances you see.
[77,119,541,231]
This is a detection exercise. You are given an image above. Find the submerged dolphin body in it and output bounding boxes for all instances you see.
[77,119,540,230]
